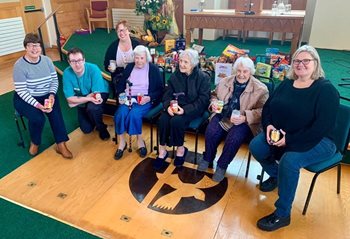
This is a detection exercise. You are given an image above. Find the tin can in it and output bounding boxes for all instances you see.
[44,99,52,109]
[270,129,281,143]
[170,100,178,113]
[118,93,127,104]
[137,93,143,104]
[215,100,224,113]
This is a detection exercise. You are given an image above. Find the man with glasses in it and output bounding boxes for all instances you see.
[63,48,110,141]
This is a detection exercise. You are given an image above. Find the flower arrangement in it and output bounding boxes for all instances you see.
[149,13,172,31]
[135,0,165,15]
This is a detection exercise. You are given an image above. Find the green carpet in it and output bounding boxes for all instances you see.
[1,29,349,238]
[62,29,350,104]
[0,77,98,238]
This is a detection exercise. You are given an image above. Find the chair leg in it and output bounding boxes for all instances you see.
[302,172,321,215]
[20,115,26,130]
[15,114,25,148]
[245,152,252,178]
[257,169,265,186]
[88,20,92,34]
[194,131,199,164]
[337,164,341,194]
[150,123,153,153]
[113,133,118,144]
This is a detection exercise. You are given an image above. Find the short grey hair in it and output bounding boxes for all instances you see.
[233,56,256,75]
[133,45,152,62]
[286,45,325,80]
[179,49,199,67]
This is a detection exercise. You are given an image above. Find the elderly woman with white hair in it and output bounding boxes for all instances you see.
[114,45,164,160]
[154,49,211,169]
[197,56,269,182]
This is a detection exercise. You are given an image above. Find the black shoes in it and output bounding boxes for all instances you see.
[153,151,169,170]
[174,147,188,167]
[138,141,147,158]
[114,144,127,160]
[260,177,278,192]
[99,128,110,141]
[257,212,291,231]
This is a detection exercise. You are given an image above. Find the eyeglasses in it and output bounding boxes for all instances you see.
[26,43,41,49]
[292,59,315,66]
[69,59,84,65]
[117,28,128,34]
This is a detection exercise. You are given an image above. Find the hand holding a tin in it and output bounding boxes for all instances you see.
[266,125,286,147]
[88,93,103,105]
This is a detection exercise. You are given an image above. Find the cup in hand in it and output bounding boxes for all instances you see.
[170,100,179,113]
[137,93,143,104]
[231,109,241,119]
[118,93,127,104]
[213,100,224,113]
[109,60,117,72]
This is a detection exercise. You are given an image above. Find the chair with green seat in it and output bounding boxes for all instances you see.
[302,104,350,215]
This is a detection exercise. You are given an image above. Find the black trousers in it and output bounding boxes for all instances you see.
[158,111,196,147]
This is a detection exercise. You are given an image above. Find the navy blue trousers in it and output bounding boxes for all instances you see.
[14,93,69,145]
[114,102,152,135]
[77,92,109,133]
[204,114,253,170]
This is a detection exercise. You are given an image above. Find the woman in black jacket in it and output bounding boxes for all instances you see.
[154,49,211,169]
[104,19,139,97]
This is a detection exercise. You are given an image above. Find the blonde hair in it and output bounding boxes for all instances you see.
[286,45,325,80]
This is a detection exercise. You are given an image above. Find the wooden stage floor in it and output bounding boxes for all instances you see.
[0,121,349,238]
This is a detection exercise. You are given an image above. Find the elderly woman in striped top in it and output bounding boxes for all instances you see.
[13,33,72,159]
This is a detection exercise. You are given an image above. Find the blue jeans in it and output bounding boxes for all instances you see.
[114,102,151,135]
[249,132,337,217]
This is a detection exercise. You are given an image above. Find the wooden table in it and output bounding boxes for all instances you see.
[185,10,305,54]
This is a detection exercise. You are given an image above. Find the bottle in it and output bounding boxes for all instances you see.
[175,34,186,51]
[277,0,285,15]
[272,1,278,16]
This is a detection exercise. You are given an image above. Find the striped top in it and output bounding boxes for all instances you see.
[13,55,58,107]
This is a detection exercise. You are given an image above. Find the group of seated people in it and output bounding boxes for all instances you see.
[13,19,340,231]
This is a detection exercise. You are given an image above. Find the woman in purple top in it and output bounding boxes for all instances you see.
[114,45,163,160]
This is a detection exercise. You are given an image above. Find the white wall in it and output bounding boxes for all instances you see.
[42,0,56,47]
[309,0,350,50]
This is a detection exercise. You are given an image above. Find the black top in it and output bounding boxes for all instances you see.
[162,66,211,117]
[262,78,340,152]
[121,62,164,106]
[103,38,139,77]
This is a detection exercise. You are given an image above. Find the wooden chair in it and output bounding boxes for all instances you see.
[86,0,110,34]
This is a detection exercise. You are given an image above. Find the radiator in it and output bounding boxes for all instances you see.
[112,8,144,30]
[0,17,25,56]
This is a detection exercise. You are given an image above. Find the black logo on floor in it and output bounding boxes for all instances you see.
[129,157,228,214]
